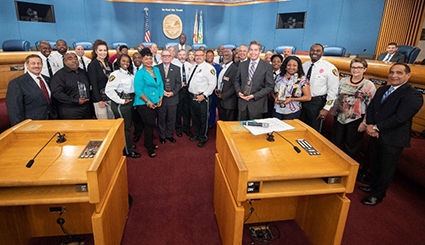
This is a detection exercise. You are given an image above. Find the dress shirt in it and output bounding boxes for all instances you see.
[77,55,91,71]
[27,71,51,97]
[218,61,233,91]
[50,52,65,74]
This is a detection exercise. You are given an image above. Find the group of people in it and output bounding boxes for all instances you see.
[5,37,423,206]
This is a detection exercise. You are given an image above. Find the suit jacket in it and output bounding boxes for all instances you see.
[155,63,181,106]
[366,82,423,147]
[234,59,274,114]
[173,44,192,57]
[377,52,405,63]
[6,73,56,126]
[219,63,238,110]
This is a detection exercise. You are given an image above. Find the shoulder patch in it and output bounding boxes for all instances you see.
[210,69,216,75]
[109,75,115,82]
[326,100,333,105]
[332,69,338,77]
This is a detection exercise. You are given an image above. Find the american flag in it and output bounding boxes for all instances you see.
[144,7,151,42]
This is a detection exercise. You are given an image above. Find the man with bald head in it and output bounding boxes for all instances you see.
[283,47,292,59]
[150,43,162,65]
[214,45,225,64]
[173,33,191,57]
[50,39,68,74]
[24,41,54,78]
[50,53,92,119]
[75,45,91,72]
[235,44,249,67]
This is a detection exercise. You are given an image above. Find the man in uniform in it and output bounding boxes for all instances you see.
[301,43,339,132]
[75,45,91,72]
[156,50,181,144]
[175,49,193,137]
[188,50,217,147]
[216,49,238,121]
[234,40,274,120]
[50,39,68,74]
[360,63,423,206]
[50,53,92,119]
[6,55,56,126]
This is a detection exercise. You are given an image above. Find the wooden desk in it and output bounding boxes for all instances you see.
[214,120,358,245]
[0,119,128,245]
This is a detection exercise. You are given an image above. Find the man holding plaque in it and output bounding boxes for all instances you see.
[156,50,182,144]
[234,40,274,120]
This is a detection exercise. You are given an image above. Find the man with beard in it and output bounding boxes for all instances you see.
[50,39,68,74]
[216,49,238,121]
[25,41,54,78]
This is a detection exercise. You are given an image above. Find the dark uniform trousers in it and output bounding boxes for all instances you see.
[190,96,209,141]
[176,86,191,133]
[300,95,326,132]
[111,96,135,155]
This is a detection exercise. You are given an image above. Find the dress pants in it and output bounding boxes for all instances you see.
[368,137,403,199]
[158,103,177,139]
[332,117,364,161]
[237,108,263,121]
[300,96,326,132]
[217,100,237,121]
[190,97,209,141]
[208,93,217,126]
[137,105,157,151]
[132,107,144,138]
[58,104,92,119]
[176,87,191,133]
[111,101,134,155]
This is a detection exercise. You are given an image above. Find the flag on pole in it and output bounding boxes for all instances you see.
[193,10,198,44]
[144,7,151,42]
[198,11,203,44]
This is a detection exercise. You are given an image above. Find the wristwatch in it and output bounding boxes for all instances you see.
[373,125,379,131]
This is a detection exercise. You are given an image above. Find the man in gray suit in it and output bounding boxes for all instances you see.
[234,40,274,120]
[6,54,56,126]
[377,42,405,63]
[156,50,182,144]
[173,34,191,57]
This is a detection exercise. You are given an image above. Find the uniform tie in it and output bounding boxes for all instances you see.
[37,76,50,102]
[182,63,187,84]
[381,86,394,103]
[306,63,314,80]
[46,58,53,77]
[249,61,256,81]
[80,57,86,72]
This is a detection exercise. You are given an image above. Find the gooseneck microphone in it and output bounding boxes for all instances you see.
[267,131,301,153]
[26,132,67,168]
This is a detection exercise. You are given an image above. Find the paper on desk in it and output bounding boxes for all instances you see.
[240,118,295,135]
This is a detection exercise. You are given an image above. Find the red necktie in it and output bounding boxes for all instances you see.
[37,76,50,102]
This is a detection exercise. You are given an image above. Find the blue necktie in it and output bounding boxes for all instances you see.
[381,86,394,103]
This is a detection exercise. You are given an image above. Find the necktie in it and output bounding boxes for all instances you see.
[46,58,53,77]
[37,76,50,102]
[182,64,187,84]
[306,63,314,80]
[154,55,158,64]
[381,86,394,103]
[136,66,139,71]
[219,56,223,63]
[187,65,198,85]
[81,57,86,72]
[249,61,256,81]
[383,54,391,62]
[165,66,169,78]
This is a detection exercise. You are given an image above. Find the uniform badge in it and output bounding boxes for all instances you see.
[109,75,115,82]
[223,76,229,81]
[326,100,333,105]
[210,69,215,75]
[332,69,338,77]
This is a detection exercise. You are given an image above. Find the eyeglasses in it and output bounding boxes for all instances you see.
[351,66,365,70]
[162,55,171,58]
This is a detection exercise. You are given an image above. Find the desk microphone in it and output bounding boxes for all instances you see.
[26,132,66,168]
[267,131,301,153]
[242,121,269,128]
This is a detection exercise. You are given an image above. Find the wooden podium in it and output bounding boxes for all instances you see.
[0,119,129,245]
[214,119,359,245]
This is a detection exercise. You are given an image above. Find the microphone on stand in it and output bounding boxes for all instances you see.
[26,132,67,168]
[266,131,301,153]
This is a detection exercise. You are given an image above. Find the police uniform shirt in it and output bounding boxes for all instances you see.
[175,60,193,84]
[172,58,180,67]
[105,68,135,104]
[302,58,339,110]
[188,61,217,96]
[50,52,64,74]
[78,55,91,71]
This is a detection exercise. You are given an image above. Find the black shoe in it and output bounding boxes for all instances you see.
[126,151,141,158]
[198,140,206,147]
[133,145,137,149]
[184,131,191,137]
[167,137,176,143]
[361,196,382,206]
[358,186,372,193]
[190,136,199,142]
[176,131,183,137]
[357,172,372,185]
[160,138,166,144]
[133,136,140,142]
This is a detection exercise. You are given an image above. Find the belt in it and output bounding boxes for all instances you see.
[311,94,327,101]
[116,91,135,99]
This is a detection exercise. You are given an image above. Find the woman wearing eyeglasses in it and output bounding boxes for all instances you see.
[332,58,376,161]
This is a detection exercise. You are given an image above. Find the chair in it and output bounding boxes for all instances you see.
[73,41,93,50]
[141,42,153,48]
[397,45,421,64]
[111,42,128,49]
[275,45,297,54]
[192,43,208,50]
[35,40,57,51]
[165,42,178,49]
[222,44,237,50]
[323,46,346,57]
[2,39,30,51]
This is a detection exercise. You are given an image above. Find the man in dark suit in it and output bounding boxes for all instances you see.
[173,34,191,57]
[360,63,423,206]
[216,49,238,121]
[377,42,405,63]
[156,50,182,144]
[234,40,274,120]
[6,55,56,126]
